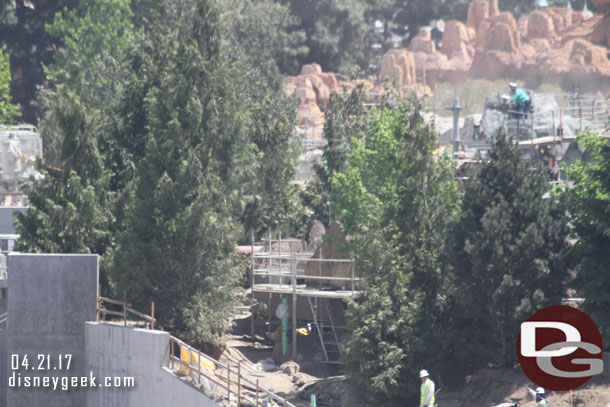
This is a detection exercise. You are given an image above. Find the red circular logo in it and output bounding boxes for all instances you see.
[517,305,603,391]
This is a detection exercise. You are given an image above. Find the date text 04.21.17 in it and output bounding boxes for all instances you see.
[11,354,73,371]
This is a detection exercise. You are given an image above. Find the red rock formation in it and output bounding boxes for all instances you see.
[440,21,474,60]
[467,0,490,32]
[409,28,436,54]
[527,11,556,41]
[380,49,417,87]
[386,0,610,92]
[284,65,379,132]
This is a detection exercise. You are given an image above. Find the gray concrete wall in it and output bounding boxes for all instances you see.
[6,254,98,407]
[0,329,6,401]
[0,206,27,235]
[85,322,219,407]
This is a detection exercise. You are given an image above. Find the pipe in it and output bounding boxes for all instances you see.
[282,297,289,357]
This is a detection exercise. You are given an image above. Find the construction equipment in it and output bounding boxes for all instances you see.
[0,125,43,205]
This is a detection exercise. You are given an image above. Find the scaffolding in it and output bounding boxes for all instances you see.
[249,231,360,363]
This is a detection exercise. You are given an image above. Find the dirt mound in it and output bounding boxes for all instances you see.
[437,367,610,407]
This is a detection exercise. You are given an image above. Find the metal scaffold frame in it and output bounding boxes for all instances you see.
[249,230,360,362]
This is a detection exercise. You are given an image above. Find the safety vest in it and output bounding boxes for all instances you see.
[420,379,435,406]
[537,398,548,407]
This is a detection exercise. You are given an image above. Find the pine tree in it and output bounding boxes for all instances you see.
[15,89,111,256]
[300,87,369,227]
[110,0,252,341]
[0,50,20,123]
[565,131,610,345]
[446,133,571,367]
[335,97,458,403]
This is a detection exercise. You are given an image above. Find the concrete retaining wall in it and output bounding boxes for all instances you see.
[0,329,6,401]
[5,254,98,407]
[85,322,219,407]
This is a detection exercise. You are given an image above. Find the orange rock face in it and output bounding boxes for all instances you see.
[527,11,556,41]
[382,0,610,92]
[380,49,417,87]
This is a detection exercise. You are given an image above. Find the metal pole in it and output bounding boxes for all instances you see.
[197,350,201,384]
[551,110,555,145]
[291,250,297,360]
[123,291,127,327]
[281,297,289,357]
[188,347,192,380]
[279,230,282,287]
[151,302,155,330]
[250,230,255,341]
[227,364,231,400]
[238,362,241,406]
[444,89,461,155]
[97,285,101,322]
[351,262,355,295]
[170,338,174,369]
[318,246,322,289]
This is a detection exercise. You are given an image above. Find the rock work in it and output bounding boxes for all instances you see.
[283,63,376,132]
[400,0,610,91]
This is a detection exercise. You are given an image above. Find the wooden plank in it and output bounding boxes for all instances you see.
[99,296,132,307]
[99,309,125,318]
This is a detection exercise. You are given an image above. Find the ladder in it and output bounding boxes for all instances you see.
[307,297,342,363]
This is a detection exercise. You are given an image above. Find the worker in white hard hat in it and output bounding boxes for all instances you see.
[419,369,435,407]
[528,386,548,407]
[508,82,531,120]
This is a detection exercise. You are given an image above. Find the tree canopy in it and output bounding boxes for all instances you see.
[566,131,610,344]
[445,133,571,367]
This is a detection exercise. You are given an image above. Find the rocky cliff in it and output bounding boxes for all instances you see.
[397,0,610,92]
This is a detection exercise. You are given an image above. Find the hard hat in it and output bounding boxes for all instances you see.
[419,369,429,378]
[509,82,517,89]
[536,387,545,395]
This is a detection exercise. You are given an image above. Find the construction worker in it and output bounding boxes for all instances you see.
[509,82,530,120]
[528,387,548,407]
[419,369,435,407]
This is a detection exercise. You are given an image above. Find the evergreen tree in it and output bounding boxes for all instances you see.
[0,50,20,123]
[0,0,78,123]
[15,89,111,256]
[41,0,136,165]
[335,97,458,403]
[446,133,571,367]
[281,0,372,74]
[110,0,252,341]
[300,87,368,227]
[565,131,610,345]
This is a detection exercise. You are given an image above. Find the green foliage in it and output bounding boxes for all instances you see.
[109,0,278,341]
[565,131,610,345]
[336,97,459,404]
[41,0,136,165]
[218,0,307,77]
[446,133,570,367]
[46,0,136,106]
[15,89,111,256]
[300,87,369,227]
[0,0,78,123]
[0,50,19,123]
[281,0,372,74]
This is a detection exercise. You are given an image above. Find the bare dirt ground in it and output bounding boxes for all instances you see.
[437,367,610,407]
[217,312,343,406]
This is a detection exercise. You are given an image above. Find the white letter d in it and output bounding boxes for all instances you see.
[521,321,581,357]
